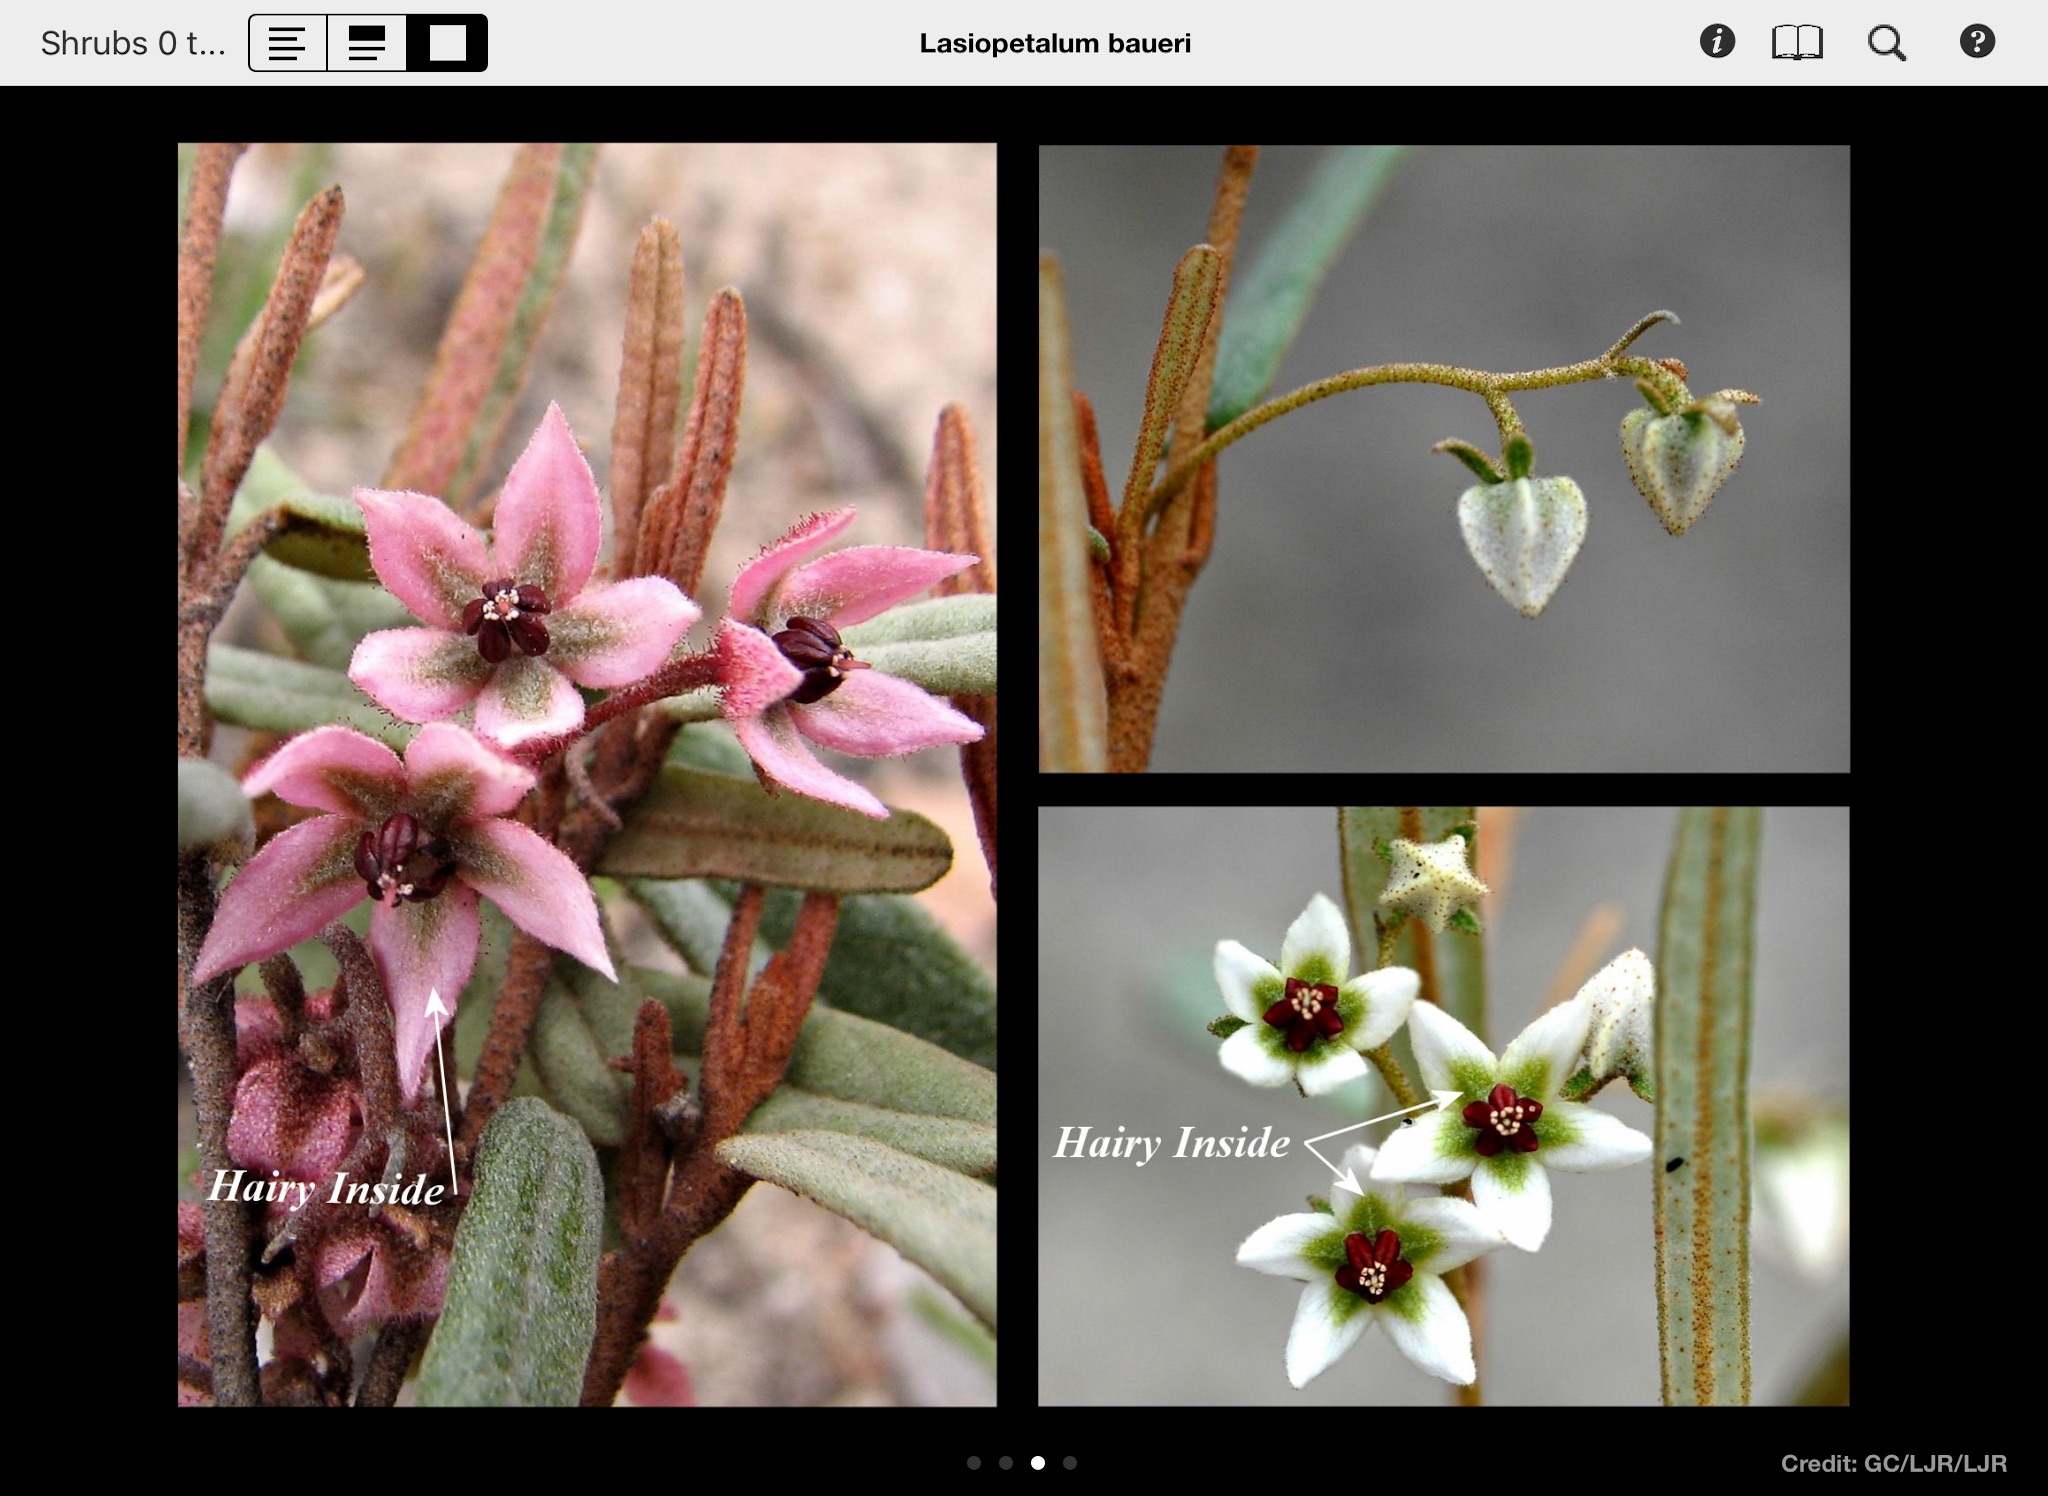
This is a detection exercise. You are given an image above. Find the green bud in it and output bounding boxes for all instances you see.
[1620,402,1746,536]
[1456,475,1587,618]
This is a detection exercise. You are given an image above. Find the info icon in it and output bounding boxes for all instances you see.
[1699,23,1735,57]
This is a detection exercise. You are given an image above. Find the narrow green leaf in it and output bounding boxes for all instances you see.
[205,643,412,749]
[749,888,996,1070]
[1208,146,1409,430]
[841,595,996,696]
[1117,243,1223,517]
[417,1098,603,1406]
[716,1130,995,1333]
[528,973,631,1146]
[177,757,252,853]
[837,594,992,645]
[626,964,993,1127]
[745,1091,995,1176]
[596,764,952,893]
[225,445,372,581]
[1337,807,1486,1042]
[1653,806,1760,1406]
[247,554,414,671]
[1038,251,1107,772]
[625,877,772,983]
[665,722,754,778]
[844,636,994,697]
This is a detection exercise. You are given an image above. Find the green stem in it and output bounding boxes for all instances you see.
[1146,310,1681,519]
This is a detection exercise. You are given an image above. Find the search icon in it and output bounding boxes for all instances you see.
[1869,24,1907,60]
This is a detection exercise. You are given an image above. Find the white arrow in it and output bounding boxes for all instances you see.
[426,988,458,1196]
[1305,1090,1465,1193]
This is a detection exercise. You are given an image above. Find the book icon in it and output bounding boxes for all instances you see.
[1771,23,1822,58]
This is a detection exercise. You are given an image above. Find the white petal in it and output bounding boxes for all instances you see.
[1378,1274,1475,1384]
[1284,1280,1372,1389]
[1214,940,1278,1024]
[1396,1195,1508,1274]
[1343,966,1419,1051]
[1405,999,1498,1094]
[1369,1108,1474,1185]
[1219,1026,1293,1087]
[1500,994,1592,1101]
[1472,1156,1554,1250]
[1236,1213,1334,1280]
[1280,893,1351,986]
[1331,1143,1385,1216]
[1538,1101,1653,1173]
[1298,1044,1368,1096]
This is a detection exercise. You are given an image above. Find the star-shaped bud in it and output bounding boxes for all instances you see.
[1212,894,1419,1096]
[1379,834,1489,934]
[1237,1143,1506,1386]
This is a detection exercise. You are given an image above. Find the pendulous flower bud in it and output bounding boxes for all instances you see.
[1455,476,1586,618]
[1620,398,1747,536]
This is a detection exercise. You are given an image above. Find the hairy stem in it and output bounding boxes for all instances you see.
[1147,310,1684,517]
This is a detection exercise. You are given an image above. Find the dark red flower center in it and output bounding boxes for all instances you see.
[1261,976,1344,1053]
[354,812,457,906]
[772,615,871,704]
[1336,1229,1414,1303]
[1462,1082,1542,1157]
[461,578,552,663]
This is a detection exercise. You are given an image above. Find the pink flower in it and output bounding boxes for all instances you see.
[714,509,984,818]
[350,403,700,749]
[191,723,616,1103]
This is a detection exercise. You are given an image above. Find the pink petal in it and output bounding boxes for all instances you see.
[472,655,586,748]
[489,403,602,603]
[549,576,700,687]
[402,722,535,822]
[775,546,979,630]
[713,618,805,720]
[244,725,406,819]
[728,508,858,625]
[191,817,367,985]
[453,818,615,979]
[734,708,888,818]
[316,1220,449,1337]
[355,488,492,628]
[228,1053,364,1182]
[370,883,481,1105]
[349,628,492,725]
[793,670,985,756]
[623,1345,697,1407]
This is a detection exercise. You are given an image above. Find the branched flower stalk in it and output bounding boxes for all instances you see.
[1146,310,1738,519]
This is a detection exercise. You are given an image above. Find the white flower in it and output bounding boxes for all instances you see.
[1379,834,1489,933]
[1236,1143,1505,1387]
[1371,991,1651,1250]
[1213,894,1419,1096]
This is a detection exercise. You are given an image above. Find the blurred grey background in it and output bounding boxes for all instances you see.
[1039,148,1849,771]
[1038,807,1848,1405]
